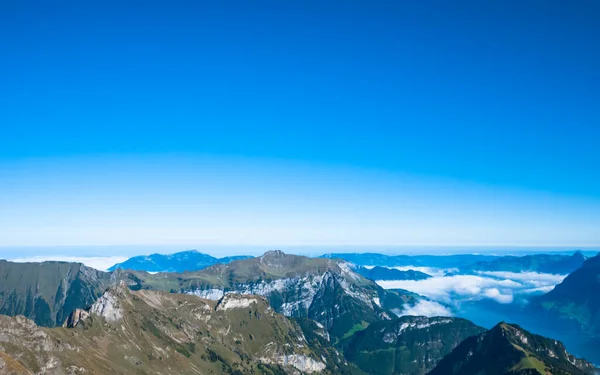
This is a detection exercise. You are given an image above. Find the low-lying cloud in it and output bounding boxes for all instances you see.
[377,270,566,305]
[399,300,453,317]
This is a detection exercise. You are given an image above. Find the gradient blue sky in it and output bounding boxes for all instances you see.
[1,1,599,251]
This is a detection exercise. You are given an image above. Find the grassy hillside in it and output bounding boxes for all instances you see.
[0,283,359,375]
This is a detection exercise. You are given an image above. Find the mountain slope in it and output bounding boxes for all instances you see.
[0,282,358,375]
[108,250,253,272]
[0,260,111,327]
[122,251,420,340]
[340,316,485,375]
[533,253,600,334]
[428,322,596,375]
[467,252,587,274]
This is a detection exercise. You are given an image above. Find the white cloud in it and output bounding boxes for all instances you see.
[377,275,520,303]
[476,271,566,286]
[400,300,453,317]
[376,271,565,305]
[8,255,127,272]
[482,288,513,304]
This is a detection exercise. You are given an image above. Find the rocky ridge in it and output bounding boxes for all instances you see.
[0,283,357,374]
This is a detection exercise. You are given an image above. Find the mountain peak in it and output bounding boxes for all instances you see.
[261,249,287,258]
[430,321,596,375]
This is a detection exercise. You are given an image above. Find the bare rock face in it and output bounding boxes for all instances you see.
[215,294,260,311]
[277,354,326,373]
[89,290,123,323]
[63,309,90,328]
[63,282,129,327]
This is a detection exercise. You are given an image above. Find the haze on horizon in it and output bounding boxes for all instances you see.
[1,1,599,251]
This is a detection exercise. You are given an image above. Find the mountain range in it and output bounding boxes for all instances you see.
[107,250,591,277]
[120,250,419,341]
[320,253,498,269]
[0,250,597,374]
[466,251,587,274]
[108,250,253,272]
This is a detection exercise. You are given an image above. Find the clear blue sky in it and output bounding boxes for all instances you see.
[1,1,599,249]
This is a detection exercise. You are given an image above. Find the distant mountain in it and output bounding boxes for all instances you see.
[0,260,110,327]
[354,265,431,281]
[108,250,253,272]
[428,322,596,375]
[321,253,497,269]
[0,282,358,374]
[467,252,587,274]
[340,316,485,375]
[122,250,420,341]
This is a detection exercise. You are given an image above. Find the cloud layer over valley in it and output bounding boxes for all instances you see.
[377,268,566,305]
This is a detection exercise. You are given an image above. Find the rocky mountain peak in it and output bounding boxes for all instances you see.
[430,321,597,375]
[261,249,287,259]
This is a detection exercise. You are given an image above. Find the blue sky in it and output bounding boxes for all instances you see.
[1,1,599,251]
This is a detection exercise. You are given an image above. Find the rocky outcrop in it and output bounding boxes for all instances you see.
[260,354,326,374]
[63,308,89,328]
[215,294,259,311]
[89,289,123,322]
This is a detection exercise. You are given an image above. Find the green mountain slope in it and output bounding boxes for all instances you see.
[0,260,111,327]
[0,283,359,375]
[339,316,485,375]
[108,250,252,272]
[120,251,419,340]
[533,253,600,334]
[428,322,596,375]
